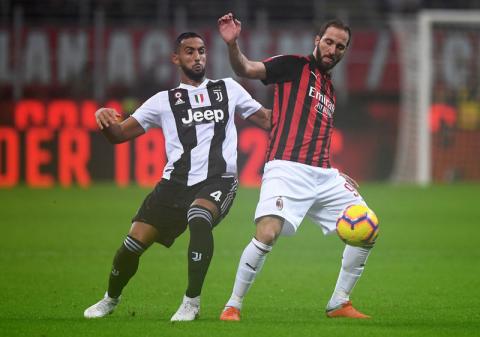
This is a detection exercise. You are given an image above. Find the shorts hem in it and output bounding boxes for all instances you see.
[254,211,298,236]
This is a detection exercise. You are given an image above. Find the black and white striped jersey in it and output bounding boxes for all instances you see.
[131,78,262,186]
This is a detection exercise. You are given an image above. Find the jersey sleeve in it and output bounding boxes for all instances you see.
[225,78,262,120]
[262,55,305,85]
[131,92,165,131]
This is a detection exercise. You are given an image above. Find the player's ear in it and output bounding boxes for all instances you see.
[171,52,179,65]
[314,35,321,45]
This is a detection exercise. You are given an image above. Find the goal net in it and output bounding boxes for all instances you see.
[391,10,480,184]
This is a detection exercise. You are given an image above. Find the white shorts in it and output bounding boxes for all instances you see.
[254,160,367,236]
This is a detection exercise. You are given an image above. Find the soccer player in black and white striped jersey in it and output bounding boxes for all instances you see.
[83,32,271,321]
[218,13,378,321]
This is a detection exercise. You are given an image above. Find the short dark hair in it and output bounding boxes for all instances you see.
[174,32,205,52]
[317,19,352,46]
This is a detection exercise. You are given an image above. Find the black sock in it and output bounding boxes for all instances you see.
[185,206,214,298]
[108,235,146,298]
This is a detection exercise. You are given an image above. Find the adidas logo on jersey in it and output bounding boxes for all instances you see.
[182,108,225,125]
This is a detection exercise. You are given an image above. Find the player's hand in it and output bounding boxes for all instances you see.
[218,12,241,45]
[95,108,122,130]
[340,172,359,189]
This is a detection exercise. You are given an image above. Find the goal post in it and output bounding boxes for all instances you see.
[391,10,480,185]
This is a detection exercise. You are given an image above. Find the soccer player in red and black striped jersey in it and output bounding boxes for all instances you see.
[218,13,378,321]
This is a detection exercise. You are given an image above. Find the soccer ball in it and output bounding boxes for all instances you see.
[336,204,379,247]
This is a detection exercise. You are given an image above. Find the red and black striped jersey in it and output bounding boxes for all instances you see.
[262,54,336,168]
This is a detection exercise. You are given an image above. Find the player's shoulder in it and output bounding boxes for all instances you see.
[209,77,234,85]
[210,77,242,90]
[139,90,169,109]
[262,54,309,64]
[146,88,170,98]
[151,90,170,102]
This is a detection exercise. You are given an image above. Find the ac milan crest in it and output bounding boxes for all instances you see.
[276,197,283,210]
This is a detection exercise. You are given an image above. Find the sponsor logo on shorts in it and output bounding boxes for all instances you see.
[276,197,283,210]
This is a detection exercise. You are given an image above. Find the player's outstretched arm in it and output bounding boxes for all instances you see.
[95,108,145,144]
[218,12,266,80]
[247,107,272,131]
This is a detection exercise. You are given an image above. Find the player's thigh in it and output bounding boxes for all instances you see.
[194,174,238,225]
[308,172,367,234]
[131,180,189,247]
[128,221,160,247]
[255,162,316,235]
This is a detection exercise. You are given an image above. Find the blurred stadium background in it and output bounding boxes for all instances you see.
[1,2,480,337]
[1,0,480,188]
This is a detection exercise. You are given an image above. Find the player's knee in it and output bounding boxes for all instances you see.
[191,198,220,218]
[255,223,279,245]
[255,232,276,246]
[255,216,283,245]
[119,235,147,257]
[187,205,214,234]
[128,221,158,247]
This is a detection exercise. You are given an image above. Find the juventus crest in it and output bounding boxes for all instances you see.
[213,88,223,102]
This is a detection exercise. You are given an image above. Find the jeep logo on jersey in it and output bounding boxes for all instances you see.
[181,108,225,125]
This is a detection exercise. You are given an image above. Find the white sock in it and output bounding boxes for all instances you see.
[183,294,200,307]
[327,244,372,310]
[225,238,272,309]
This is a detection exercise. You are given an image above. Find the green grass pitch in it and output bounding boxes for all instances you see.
[1,183,479,337]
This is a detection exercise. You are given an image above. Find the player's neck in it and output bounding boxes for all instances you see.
[180,75,205,87]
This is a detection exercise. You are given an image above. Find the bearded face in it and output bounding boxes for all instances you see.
[173,37,207,83]
[180,62,206,82]
[315,43,340,71]
[314,27,349,72]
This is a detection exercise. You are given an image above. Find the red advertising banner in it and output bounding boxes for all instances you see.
[0,26,399,187]
[0,99,390,187]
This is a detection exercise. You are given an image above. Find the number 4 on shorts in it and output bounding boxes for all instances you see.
[210,191,222,202]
